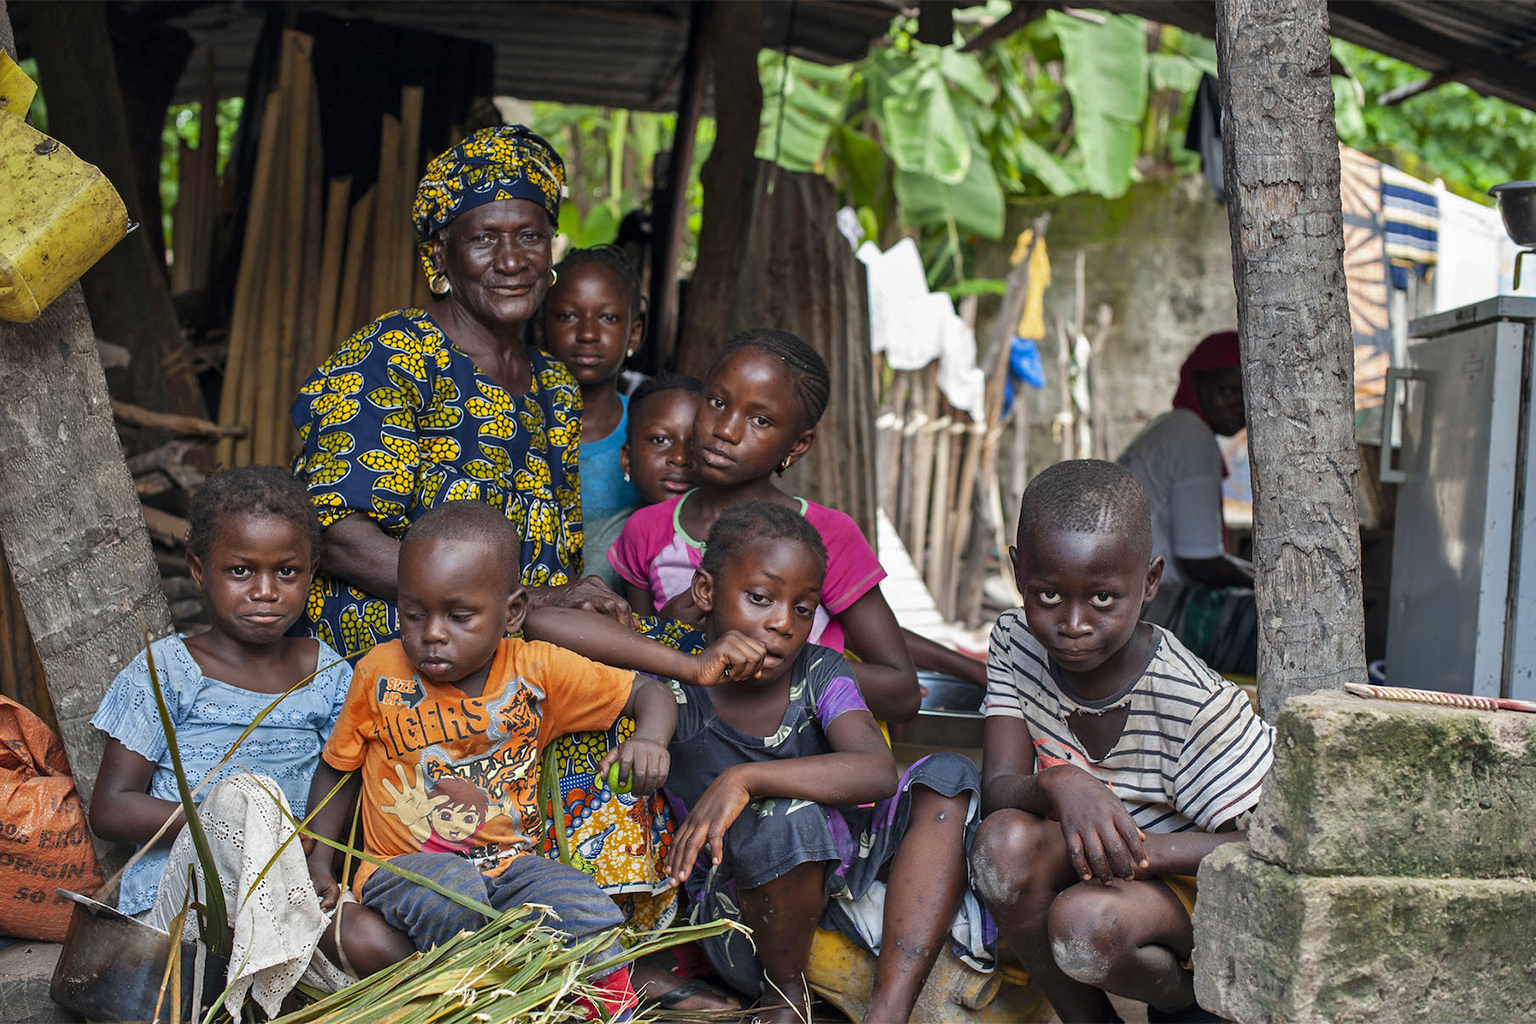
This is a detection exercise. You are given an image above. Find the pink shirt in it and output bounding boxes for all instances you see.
[608,492,886,651]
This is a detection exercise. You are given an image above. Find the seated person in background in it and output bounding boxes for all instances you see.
[304,501,678,1021]
[578,374,701,593]
[970,460,1274,1024]
[528,502,987,1024]
[1117,330,1256,675]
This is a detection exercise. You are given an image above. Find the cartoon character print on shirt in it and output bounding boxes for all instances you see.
[373,670,550,871]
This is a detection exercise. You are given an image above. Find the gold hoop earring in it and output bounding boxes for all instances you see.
[549,268,559,287]
[779,456,792,473]
[429,272,450,296]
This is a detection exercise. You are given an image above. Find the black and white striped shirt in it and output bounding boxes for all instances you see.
[983,609,1274,833]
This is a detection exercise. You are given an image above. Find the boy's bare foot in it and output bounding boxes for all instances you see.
[630,955,741,1011]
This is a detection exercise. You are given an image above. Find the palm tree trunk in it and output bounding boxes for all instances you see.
[1215,0,1367,720]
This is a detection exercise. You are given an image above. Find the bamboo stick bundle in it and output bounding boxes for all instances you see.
[217,93,285,467]
[279,53,325,467]
[954,214,1048,625]
[905,365,940,584]
[396,87,424,305]
[884,369,909,527]
[253,31,315,467]
[924,399,955,615]
[372,114,402,317]
[309,177,352,372]
[334,187,376,349]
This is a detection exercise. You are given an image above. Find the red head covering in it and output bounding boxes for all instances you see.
[1172,330,1241,424]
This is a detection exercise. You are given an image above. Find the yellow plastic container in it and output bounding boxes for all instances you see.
[0,55,128,323]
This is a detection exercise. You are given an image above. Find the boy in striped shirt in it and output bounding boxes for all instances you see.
[972,459,1273,1024]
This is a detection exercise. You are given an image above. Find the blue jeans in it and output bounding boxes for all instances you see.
[360,851,626,968]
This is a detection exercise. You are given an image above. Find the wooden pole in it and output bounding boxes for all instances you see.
[649,2,710,370]
[675,0,763,377]
[1215,0,1366,720]
[335,188,376,349]
[1,0,172,810]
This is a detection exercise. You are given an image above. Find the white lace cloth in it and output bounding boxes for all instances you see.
[142,773,352,1018]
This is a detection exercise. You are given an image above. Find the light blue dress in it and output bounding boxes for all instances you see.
[90,635,353,915]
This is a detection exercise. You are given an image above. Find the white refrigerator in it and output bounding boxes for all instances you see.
[1383,296,1536,699]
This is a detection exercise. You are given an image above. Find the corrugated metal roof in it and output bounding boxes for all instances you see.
[1075,1,1536,112]
[125,0,923,110]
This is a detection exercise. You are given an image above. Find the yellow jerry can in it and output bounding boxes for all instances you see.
[0,53,128,323]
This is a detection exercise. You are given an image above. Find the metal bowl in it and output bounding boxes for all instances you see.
[1489,181,1536,246]
[894,671,986,749]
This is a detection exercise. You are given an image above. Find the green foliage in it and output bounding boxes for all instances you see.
[17,58,46,131]
[744,9,1221,284]
[529,103,713,268]
[1048,9,1145,198]
[158,98,244,248]
[1331,40,1536,201]
[756,51,856,171]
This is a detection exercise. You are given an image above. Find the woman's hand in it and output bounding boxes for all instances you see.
[658,589,707,628]
[528,576,631,626]
[665,767,753,886]
[1040,764,1148,883]
[598,737,670,797]
[691,631,767,686]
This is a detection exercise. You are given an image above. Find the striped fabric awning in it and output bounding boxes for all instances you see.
[1381,163,1439,269]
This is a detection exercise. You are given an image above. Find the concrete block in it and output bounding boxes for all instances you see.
[1248,690,1536,877]
[0,941,77,1023]
[1194,844,1536,1024]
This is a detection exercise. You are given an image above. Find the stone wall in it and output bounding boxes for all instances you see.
[1195,691,1536,1022]
[973,175,1238,481]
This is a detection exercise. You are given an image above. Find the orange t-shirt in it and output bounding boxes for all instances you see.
[323,637,634,894]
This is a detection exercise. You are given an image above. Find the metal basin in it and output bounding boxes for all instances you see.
[895,671,985,749]
[50,888,227,1022]
[1489,181,1536,246]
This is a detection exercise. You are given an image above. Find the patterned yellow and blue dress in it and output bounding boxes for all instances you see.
[290,307,679,925]
[291,308,583,656]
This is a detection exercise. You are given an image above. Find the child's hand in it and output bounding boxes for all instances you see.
[380,763,450,844]
[308,854,342,911]
[597,737,670,797]
[1041,764,1149,883]
[692,631,767,686]
[659,589,707,627]
[665,768,752,886]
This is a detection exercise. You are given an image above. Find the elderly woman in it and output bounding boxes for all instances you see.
[291,126,725,1007]
[292,125,611,654]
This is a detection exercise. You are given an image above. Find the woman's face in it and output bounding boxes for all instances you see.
[433,198,554,328]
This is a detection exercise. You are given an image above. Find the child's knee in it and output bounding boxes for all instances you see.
[329,902,416,976]
[908,782,970,826]
[1046,888,1123,987]
[969,810,1052,904]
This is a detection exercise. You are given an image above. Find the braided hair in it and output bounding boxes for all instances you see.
[187,465,322,561]
[700,500,827,581]
[710,328,830,433]
[550,244,644,322]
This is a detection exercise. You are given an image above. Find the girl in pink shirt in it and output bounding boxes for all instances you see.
[610,328,920,722]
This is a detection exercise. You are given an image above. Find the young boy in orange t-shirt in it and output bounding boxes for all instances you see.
[305,501,676,1018]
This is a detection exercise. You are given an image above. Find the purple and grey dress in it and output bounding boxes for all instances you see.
[663,642,989,997]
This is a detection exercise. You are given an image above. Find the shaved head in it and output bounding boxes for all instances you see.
[400,501,522,590]
[1017,459,1154,562]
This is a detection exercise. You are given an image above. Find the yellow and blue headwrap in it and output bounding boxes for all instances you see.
[411,124,566,279]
